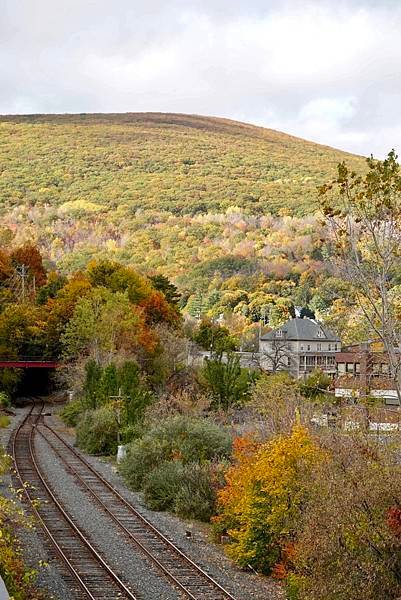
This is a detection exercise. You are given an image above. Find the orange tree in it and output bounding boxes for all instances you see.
[214,426,323,574]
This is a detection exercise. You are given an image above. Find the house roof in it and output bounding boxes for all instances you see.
[260,317,341,342]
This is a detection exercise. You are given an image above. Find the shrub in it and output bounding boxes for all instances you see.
[143,461,184,511]
[120,416,231,489]
[292,434,401,600]
[60,398,86,427]
[0,415,10,428]
[174,462,217,521]
[120,416,232,520]
[119,434,170,490]
[0,391,11,409]
[76,405,118,455]
[299,368,331,401]
[142,461,218,521]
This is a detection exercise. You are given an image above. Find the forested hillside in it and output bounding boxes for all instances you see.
[0,113,366,333]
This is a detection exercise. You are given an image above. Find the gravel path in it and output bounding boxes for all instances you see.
[46,405,285,600]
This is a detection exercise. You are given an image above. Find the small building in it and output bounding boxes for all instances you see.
[259,317,341,378]
[335,341,400,405]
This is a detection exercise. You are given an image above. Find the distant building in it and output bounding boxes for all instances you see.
[259,317,341,378]
[335,341,400,405]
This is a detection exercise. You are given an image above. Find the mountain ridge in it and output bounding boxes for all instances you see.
[0,111,364,157]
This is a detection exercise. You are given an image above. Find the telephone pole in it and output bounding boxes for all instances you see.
[11,264,29,302]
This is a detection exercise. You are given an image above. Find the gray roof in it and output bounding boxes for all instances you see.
[260,318,341,342]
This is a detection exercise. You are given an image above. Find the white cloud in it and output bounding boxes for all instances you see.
[1,1,400,157]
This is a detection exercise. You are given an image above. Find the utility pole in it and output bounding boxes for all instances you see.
[109,387,130,447]
[15,265,28,302]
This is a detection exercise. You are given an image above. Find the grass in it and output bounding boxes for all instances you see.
[0,415,10,428]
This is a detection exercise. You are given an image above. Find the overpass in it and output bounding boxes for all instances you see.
[0,358,59,368]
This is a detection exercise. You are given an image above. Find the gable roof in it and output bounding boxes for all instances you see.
[260,317,341,342]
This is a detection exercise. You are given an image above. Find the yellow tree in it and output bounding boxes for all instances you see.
[214,426,322,574]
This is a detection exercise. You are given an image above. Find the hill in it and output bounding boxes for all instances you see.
[0,112,363,218]
[0,113,366,326]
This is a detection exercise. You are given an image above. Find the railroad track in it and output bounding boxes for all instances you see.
[37,413,237,600]
[10,401,139,600]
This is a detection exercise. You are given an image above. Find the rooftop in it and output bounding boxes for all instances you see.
[260,317,341,342]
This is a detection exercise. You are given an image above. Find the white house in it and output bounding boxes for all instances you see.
[259,317,341,378]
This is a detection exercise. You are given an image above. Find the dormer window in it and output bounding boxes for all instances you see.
[276,329,283,338]
[317,329,324,338]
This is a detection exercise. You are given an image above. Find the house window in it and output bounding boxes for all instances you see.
[306,356,316,366]
[276,329,283,338]
[307,344,311,351]
[328,343,332,351]
[327,356,336,366]
[338,362,346,374]
[355,363,361,374]
[287,356,291,366]
[317,342,322,351]
[346,363,354,373]
[317,329,324,338]
[334,343,338,351]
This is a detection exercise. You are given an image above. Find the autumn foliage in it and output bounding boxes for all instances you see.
[214,426,322,574]
[0,247,183,396]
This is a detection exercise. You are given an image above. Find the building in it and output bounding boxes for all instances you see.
[335,341,400,405]
[259,317,341,378]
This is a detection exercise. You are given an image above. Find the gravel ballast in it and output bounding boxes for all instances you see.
[0,402,73,600]
[46,406,285,600]
[34,431,179,600]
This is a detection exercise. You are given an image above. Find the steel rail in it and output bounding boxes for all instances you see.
[36,423,200,599]
[39,418,237,600]
[10,400,138,600]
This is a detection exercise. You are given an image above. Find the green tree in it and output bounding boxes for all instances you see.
[83,359,103,409]
[62,288,141,364]
[194,320,237,357]
[202,354,255,410]
[149,274,181,306]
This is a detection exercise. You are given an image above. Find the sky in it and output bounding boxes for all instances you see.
[1,0,400,157]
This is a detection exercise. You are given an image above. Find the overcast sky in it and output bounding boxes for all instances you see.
[2,0,400,157]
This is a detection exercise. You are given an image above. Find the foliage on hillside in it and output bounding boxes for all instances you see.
[0,113,367,338]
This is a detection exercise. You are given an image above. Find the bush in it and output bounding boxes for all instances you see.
[214,427,322,573]
[120,416,232,521]
[0,415,10,428]
[119,433,170,490]
[299,368,331,401]
[143,461,218,521]
[120,416,231,489]
[293,434,401,600]
[76,405,118,455]
[143,461,184,511]
[60,398,86,427]
[0,391,11,409]
[174,462,217,521]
